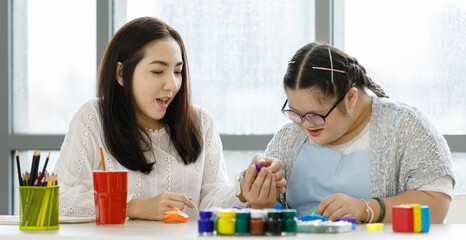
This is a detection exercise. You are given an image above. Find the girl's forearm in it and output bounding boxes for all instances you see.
[368,190,451,223]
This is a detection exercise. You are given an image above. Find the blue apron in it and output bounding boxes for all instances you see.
[287,142,371,217]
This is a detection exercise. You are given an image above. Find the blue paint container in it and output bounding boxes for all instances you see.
[198,210,214,236]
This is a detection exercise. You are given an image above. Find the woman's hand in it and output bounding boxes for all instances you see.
[126,192,195,220]
[237,154,287,208]
[240,164,277,208]
[316,193,367,221]
[250,154,287,194]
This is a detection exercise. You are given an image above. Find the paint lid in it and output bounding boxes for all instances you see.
[273,203,284,210]
[267,210,282,219]
[250,209,266,218]
[220,211,236,219]
[209,207,222,218]
[282,209,297,218]
[236,211,250,219]
[199,210,212,219]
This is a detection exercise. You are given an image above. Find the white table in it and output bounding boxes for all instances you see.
[1,220,465,240]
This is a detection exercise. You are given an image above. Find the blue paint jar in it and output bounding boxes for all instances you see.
[198,210,214,236]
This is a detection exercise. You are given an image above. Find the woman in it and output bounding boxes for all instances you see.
[55,17,285,221]
[265,42,454,223]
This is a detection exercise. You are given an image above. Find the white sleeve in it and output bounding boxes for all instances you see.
[54,101,102,216]
[198,109,247,210]
[416,175,454,199]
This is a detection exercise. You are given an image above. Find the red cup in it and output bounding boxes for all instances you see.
[92,170,127,224]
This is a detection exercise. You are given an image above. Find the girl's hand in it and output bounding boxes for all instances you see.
[126,192,195,220]
[250,154,287,194]
[240,164,277,208]
[316,193,367,222]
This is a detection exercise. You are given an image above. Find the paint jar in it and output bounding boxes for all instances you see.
[282,209,298,235]
[265,209,282,236]
[235,211,250,235]
[249,209,266,235]
[209,207,221,234]
[217,210,236,235]
[198,210,214,236]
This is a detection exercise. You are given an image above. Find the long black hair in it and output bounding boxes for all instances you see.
[97,17,202,174]
[284,42,388,102]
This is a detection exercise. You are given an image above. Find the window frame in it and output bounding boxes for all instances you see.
[0,0,464,214]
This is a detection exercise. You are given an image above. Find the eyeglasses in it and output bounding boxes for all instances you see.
[281,83,356,126]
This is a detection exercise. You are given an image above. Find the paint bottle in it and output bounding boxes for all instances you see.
[198,210,214,236]
[217,210,236,235]
[281,209,298,235]
[420,205,430,233]
[209,207,221,234]
[249,209,266,235]
[235,211,250,235]
[265,209,282,236]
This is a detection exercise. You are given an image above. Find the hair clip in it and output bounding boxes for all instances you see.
[311,48,345,84]
[312,66,345,73]
[288,60,295,64]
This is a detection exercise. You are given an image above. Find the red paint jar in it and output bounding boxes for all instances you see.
[249,210,266,235]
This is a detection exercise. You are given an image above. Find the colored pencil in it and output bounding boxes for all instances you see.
[37,152,50,186]
[100,147,106,171]
[32,151,41,186]
[15,150,22,186]
[28,151,37,186]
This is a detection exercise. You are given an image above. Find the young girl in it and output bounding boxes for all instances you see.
[55,17,285,221]
[265,42,454,223]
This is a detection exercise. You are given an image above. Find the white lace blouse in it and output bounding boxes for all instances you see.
[54,99,245,219]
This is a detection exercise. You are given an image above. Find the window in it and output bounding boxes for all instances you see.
[5,0,96,214]
[12,0,96,134]
[344,0,466,194]
[344,0,466,134]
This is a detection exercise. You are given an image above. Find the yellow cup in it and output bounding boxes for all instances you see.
[19,186,59,230]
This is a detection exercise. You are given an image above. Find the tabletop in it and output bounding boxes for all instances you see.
[1,220,465,240]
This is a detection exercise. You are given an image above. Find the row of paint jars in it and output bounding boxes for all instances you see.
[198,208,297,236]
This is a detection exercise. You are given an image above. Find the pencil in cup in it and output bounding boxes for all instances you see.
[19,185,59,230]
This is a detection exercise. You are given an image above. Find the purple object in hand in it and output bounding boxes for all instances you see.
[335,216,360,224]
[255,163,262,171]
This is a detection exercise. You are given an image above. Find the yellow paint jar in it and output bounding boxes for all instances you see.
[217,211,236,235]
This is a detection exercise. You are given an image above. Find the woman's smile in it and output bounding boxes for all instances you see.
[156,97,171,109]
[307,128,323,137]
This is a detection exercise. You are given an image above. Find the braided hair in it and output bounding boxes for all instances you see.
[284,42,388,100]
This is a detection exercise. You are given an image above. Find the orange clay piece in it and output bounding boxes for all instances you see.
[163,208,189,223]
